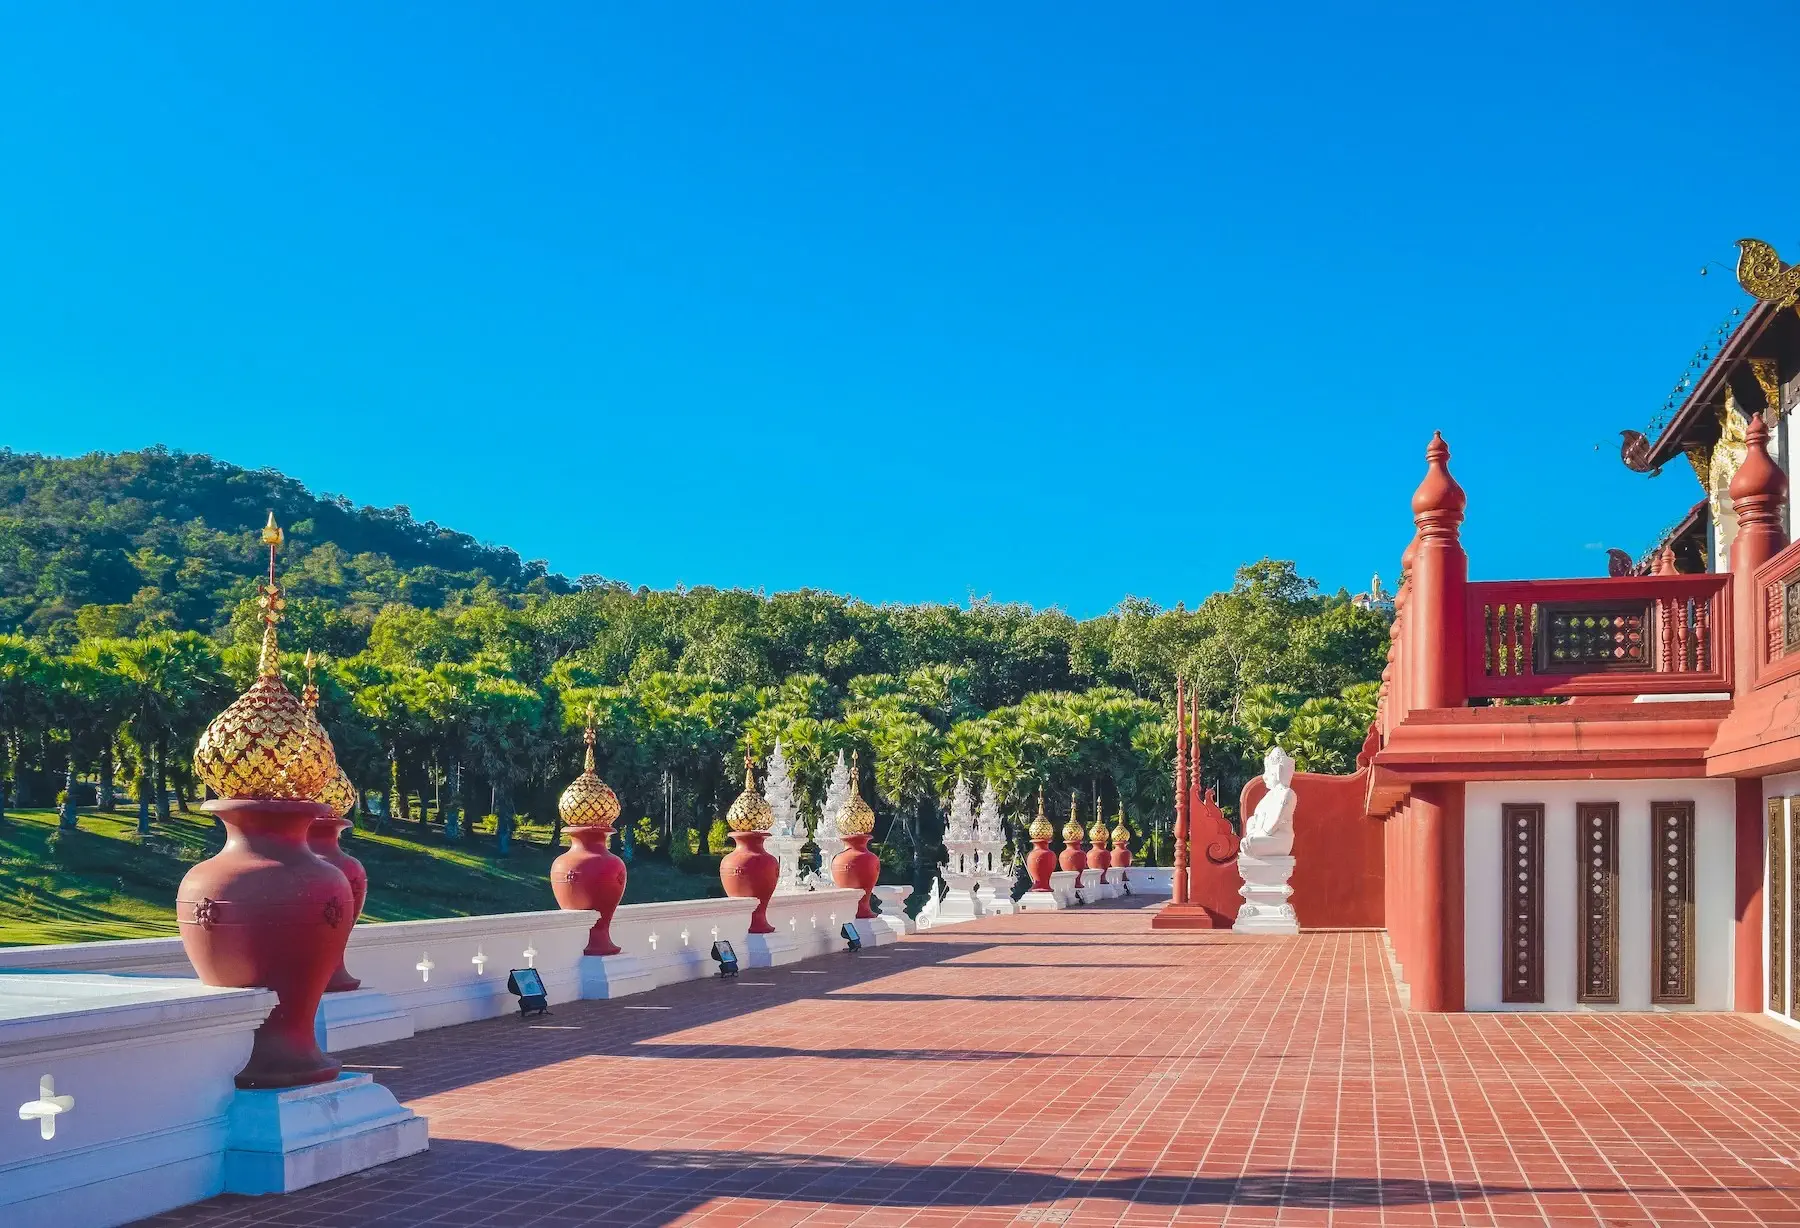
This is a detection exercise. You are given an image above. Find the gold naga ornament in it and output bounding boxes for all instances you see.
[726,754,774,833]
[1736,238,1800,311]
[301,652,360,818]
[193,514,340,802]
[835,752,875,836]
[1028,790,1053,841]
[558,707,622,829]
[1062,792,1085,846]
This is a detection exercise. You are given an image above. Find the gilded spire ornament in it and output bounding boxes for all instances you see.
[299,655,359,817]
[1028,789,1053,841]
[1736,238,1800,311]
[835,752,875,836]
[1062,792,1085,846]
[558,706,622,829]
[192,514,338,801]
[1111,806,1131,847]
[1089,792,1110,846]
[726,753,774,833]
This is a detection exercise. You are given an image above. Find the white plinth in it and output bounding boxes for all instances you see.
[870,885,915,937]
[223,1072,427,1195]
[1049,870,1080,908]
[1016,889,1062,911]
[978,878,1018,914]
[578,952,657,998]
[848,916,898,947]
[317,987,412,1052]
[931,876,982,927]
[1233,851,1299,934]
[744,931,804,968]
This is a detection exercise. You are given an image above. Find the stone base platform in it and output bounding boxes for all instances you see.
[223,1072,427,1196]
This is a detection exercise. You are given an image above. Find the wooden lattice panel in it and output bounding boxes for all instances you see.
[1577,802,1620,1005]
[1769,798,1786,1016]
[1502,803,1544,1004]
[1650,802,1695,1006]
[1790,801,1799,1020]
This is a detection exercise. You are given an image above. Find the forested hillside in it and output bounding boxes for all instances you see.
[0,446,1389,891]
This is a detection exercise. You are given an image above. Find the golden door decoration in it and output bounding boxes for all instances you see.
[1649,801,1695,1006]
[1576,802,1620,1005]
[1502,803,1545,1004]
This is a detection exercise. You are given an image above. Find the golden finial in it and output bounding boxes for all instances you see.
[1736,238,1800,309]
[192,513,338,801]
[727,752,774,832]
[300,649,319,711]
[1111,805,1131,848]
[318,768,358,818]
[1062,791,1085,845]
[1089,789,1110,846]
[558,703,620,829]
[835,750,875,836]
[1028,788,1053,840]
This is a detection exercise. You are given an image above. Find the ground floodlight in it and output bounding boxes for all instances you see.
[711,939,739,977]
[841,922,861,952]
[507,967,549,1018]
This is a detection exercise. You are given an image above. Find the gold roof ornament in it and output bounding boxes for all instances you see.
[318,768,359,818]
[1028,790,1053,840]
[193,514,339,801]
[1736,238,1800,310]
[1111,808,1131,846]
[835,752,875,836]
[1062,793,1085,845]
[1089,791,1109,844]
[559,706,622,829]
[727,754,774,832]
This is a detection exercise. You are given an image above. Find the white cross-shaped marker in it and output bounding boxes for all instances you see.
[471,948,487,975]
[810,914,818,929]
[416,953,434,983]
[680,928,690,946]
[19,1075,74,1140]
[789,916,797,931]
[647,932,659,951]
[710,926,719,941]
[523,943,537,968]
[829,913,837,925]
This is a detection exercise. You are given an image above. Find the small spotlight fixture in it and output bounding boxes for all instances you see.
[507,967,549,1018]
[841,922,862,952]
[711,939,739,977]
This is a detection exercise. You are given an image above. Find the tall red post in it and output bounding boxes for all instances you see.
[1404,432,1468,1011]
[1729,412,1786,1010]
[1172,675,1189,905]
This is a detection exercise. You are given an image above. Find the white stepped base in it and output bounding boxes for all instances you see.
[848,916,898,947]
[318,987,413,1053]
[223,1072,427,1196]
[926,889,982,928]
[744,931,804,968]
[1049,870,1081,908]
[579,953,657,998]
[870,885,915,937]
[1016,889,1064,911]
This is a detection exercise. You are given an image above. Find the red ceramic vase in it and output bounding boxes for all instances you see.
[177,799,354,1090]
[1059,842,1087,887]
[720,830,778,933]
[551,824,627,955]
[1111,841,1133,873]
[1026,837,1056,891]
[308,815,366,992]
[1090,844,1111,884]
[831,833,881,920]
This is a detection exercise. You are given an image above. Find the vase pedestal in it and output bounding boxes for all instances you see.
[223,1072,427,1195]
[1233,851,1299,934]
[315,987,413,1053]
[871,884,915,936]
[579,952,656,999]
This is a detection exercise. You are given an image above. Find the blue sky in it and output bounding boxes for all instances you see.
[4,3,1797,617]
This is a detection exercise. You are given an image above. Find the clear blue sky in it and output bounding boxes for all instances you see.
[4,3,1797,618]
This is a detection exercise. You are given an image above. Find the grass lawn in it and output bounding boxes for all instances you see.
[0,807,723,947]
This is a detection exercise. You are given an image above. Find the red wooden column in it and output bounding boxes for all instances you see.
[1172,675,1189,906]
[1728,412,1787,1011]
[1406,432,1469,1012]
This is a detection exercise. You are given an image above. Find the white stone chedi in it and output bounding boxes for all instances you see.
[806,750,850,889]
[974,779,1016,914]
[1233,745,1300,935]
[764,740,807,895]
[928,776,982,925]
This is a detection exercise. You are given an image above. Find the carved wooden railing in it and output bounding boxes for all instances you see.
[1465,575,1732,699]
[1752,537,1800,690]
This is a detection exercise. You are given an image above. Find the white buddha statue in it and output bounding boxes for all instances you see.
[1234,745,1300,934]
[1241,746,1297,856]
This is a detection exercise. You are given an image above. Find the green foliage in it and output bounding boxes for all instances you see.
[0,451,1391,884]
[705,817,731,856]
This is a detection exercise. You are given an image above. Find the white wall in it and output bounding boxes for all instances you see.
[1763,773,1800,1033]
[1465,780,1736,1011]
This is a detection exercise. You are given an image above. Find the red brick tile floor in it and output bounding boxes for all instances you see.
[140,900,1800,1227]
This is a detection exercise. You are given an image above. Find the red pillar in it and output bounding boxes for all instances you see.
[1728,413,1786,1011]
[1404,432,1468,1011]
[1172,676,1188,905]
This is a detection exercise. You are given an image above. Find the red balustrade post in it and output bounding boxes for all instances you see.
[1729,412,1787,1010]
[1405,432,1468,1011]
[1172,675,1188,905]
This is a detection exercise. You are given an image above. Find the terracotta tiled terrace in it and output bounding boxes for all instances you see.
[144,903,1800,1228]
